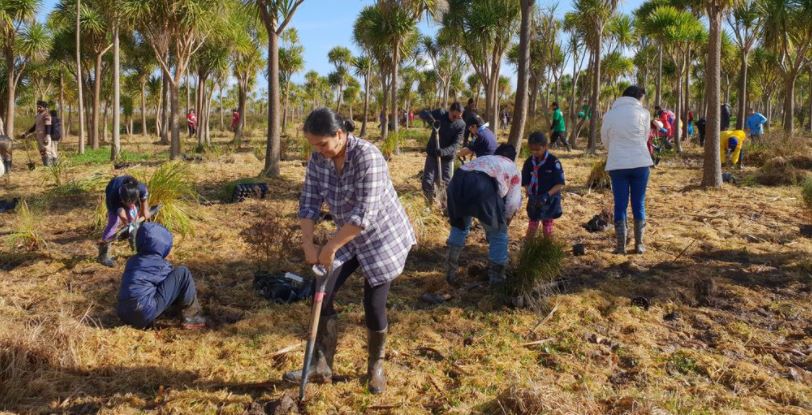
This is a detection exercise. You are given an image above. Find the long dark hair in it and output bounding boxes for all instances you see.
[303,107,355,137]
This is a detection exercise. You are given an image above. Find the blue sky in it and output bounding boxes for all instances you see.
[38,0,645,90]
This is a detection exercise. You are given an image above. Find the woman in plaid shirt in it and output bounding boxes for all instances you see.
[284,108,415,395]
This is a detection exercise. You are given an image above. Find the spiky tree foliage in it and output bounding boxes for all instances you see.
[441,0,520,131]
[563,11,589,147]
[229,7,265,147]
[634,0,670,107]
[246,0,304,177]
[279,28,304,132]
[507,0,535,152]
[326,46,352,112]
[1,0,48,137]
[351,54,373,137]
[762,0,812,135]
[701,0,739,188]
[643,5,706,153]
[122,0,224,160]
[726,0,764,129]
[573,0,620,153]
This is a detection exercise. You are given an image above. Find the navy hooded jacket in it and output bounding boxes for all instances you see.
[117,222,174,327]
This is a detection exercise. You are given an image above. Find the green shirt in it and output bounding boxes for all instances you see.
[552,108,566,132]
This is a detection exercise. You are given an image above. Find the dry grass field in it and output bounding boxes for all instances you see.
[1,126,811,414]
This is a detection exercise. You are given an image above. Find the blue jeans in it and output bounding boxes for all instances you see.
[609,167,650,223]
[447,216,509,265]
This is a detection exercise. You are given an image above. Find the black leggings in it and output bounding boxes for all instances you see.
[320,257,390,331]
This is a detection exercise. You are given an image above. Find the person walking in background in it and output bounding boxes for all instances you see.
[419,102,466,203]
[186,110,198,137]
[550,102,569,150]
[230,108,240,132]
[745,108,768,141]
[48,110,62,155]
[697,117,707,147]
[290,108,415,395]
[721,103,731,131]
[601,86,653,255]
[19,101,57,166]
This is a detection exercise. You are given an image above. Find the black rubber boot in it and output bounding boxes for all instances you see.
[367,328,387,395]
[445,245,463,285]
[614,220,627,254]
[283,314,337,384]
[97,242,115,267]
[181,296,207,329]
[487,261,506,286]
[634,220,646,254]
[3,159,10,174]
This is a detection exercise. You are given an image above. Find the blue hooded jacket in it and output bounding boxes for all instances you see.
[117,222,174,327]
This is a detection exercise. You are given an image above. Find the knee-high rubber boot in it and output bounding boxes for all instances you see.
[614,221,627,254]
[181,296,207,329]
[98,242,115,267]
[445,245,463,285]
[634,220,646,254]
[283,314,337,384]
[3,160,11,174]
[487,261,507,286]
[367,328,387,395]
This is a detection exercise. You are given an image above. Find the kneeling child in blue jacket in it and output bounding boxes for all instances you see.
[117,222,206,329]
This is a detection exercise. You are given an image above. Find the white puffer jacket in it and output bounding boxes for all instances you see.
[601,97,653,171]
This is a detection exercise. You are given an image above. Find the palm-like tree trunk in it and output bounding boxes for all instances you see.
[782,73,796,135]
[390,42,400,140]
[160,68,169,144]
[655,47,662,107]
[508,0,534,153]
[4,49,16,137]
[702,10,723,188]
[141,80,148,137]
[92,53,104,149]
[264,30,283,176]
[77,0,85,154]
[360,70,370,137]
[736,52,749,129]
[169,81,181,158]
[587,32,603,153]
[112,23,121,161]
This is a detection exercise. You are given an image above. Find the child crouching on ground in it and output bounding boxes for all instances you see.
[117,222,206,329]
[522,132,565,238]
[99,175,151,267]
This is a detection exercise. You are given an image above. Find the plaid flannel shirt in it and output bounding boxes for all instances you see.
[299,135,415,287]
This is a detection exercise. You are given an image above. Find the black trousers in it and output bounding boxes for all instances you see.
[321,257,391,331]
[421,155,453,200]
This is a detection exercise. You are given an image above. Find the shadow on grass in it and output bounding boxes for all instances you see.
[0,342,295,413]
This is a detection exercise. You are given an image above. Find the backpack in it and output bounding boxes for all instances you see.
[51,115,62,141]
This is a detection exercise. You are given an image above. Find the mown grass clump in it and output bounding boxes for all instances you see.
[399,192,444,246]
[586,159,611,191]
[802,177,812,210]
[70,148,162,165]
[6,200,46,251]
[381,130,404,160]
[754,156,807,186]
[136,162,197,237]
[507,236,565,309]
